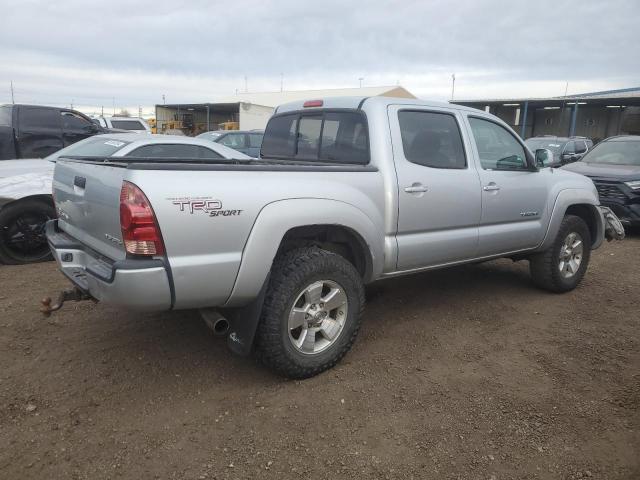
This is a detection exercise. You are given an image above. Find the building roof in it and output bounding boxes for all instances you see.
[452,86,640,106]
[212,86,415,108]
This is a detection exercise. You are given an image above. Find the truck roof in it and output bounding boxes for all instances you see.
[274,96,481,114]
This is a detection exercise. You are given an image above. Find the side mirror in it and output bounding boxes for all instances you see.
[535,148,553,168]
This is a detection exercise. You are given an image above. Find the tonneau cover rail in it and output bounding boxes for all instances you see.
[56,155,379,172]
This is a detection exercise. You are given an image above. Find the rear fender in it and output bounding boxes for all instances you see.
[224,198,383,307]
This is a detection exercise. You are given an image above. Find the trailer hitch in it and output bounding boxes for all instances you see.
[40,287,94,317]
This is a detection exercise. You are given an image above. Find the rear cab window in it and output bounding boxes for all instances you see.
[261,110,369,164]
[111,119,146,131]
[126,143,222,159]
[49,137,131,160]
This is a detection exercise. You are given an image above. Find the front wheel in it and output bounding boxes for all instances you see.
[255,246,365,379]
[0,199,55,265]
[530,214,592,293]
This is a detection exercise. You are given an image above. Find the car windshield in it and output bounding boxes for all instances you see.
[46,136,131,161]
[110,120,146,130]
[525,138,565,154]
[581,140,640,166]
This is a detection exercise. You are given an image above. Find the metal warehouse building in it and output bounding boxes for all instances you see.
[453,87,640,142]
[155,85,415,136]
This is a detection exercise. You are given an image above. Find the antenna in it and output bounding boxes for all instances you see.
[451,74,456,100]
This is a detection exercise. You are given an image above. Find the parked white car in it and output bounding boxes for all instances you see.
[0,134,249,264]
[92,116,152,134]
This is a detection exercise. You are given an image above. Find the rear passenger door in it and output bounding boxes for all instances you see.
[16,106,63,158]
[390,105,482,270]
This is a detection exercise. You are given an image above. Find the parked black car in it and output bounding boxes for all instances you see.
[525,136,593,167]
[0,104,108,160]
[197,130,264,158]
[562,136,640,226]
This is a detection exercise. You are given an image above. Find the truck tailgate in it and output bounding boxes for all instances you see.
[53,160,127,260]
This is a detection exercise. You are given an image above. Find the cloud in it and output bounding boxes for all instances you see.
[0,0,638,113]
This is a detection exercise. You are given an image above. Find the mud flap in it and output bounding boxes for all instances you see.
[221,275,269,356]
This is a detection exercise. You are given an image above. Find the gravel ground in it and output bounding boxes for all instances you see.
[0,233,638,480]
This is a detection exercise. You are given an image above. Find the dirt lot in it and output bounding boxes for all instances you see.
[1,234,638,480]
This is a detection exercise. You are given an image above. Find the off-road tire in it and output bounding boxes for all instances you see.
[0,198,55,265]
[255,246,365,379]
[530,214,592,293]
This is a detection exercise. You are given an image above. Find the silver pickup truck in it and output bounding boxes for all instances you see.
[45,96,623,378]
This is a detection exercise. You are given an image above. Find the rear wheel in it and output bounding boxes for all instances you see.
[530,215,591,292]
[0,198,55,265]
[255,246,365,379]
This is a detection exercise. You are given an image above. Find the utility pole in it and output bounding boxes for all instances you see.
[71,99,74,110]
[138,106,142,118]
[358,77,364,88]
[10,80,15,104]
[451,74,456,101]
[101,105,104,116]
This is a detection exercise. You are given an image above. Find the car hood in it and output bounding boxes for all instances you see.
[561,161,640,181]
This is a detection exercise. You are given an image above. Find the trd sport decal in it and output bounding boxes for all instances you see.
[168,196,242,217]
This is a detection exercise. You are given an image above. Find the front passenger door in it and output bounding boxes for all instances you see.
[61,111,98,147]
[467,116,550,256]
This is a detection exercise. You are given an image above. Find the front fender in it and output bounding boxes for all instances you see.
[223,198,383,307]
[536,188,604,252]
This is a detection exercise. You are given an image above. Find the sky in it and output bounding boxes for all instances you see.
[0,0,638,116]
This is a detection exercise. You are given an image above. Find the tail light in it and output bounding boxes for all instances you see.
[119,181,165,256]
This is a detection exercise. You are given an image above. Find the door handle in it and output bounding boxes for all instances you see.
[483,183,500,192]
[404,184,428,193]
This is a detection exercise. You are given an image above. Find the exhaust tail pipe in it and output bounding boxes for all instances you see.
[200,309,230,336]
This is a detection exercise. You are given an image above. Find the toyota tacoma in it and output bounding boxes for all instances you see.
[44,96,623,378]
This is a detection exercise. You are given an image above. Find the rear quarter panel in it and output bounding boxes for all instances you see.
[127,167,386,309]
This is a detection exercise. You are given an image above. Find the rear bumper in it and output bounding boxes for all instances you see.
[46,220,172,311]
